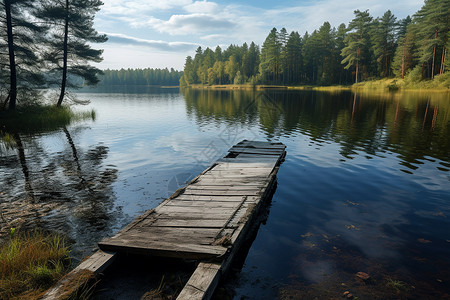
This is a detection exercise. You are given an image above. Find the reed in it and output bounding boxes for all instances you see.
[0,230,70,300]
[0,104,96,134]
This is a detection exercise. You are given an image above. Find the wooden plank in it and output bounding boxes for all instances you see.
[156,205,244,213]
[230,146,285,153]
[216,157,279,164]
[212,165,274,172]
[180,190,261,196]
[192,180,266,186]
[99,239,227,260]
[177,262,222,300]
[174,195,258,202]
[185,185,262,191]
[149,218,232,228]
[163,200,242,208]
[41,250,116,300]
[206,169,271,176]
[229,149,283,155]
[213,162,277,169]
[235,140,286,149]
[196,174,268,181]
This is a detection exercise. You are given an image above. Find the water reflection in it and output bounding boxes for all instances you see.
[0,126,119,261]
[183,89,450,173]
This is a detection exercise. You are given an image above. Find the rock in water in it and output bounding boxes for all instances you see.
[356,271,371,281]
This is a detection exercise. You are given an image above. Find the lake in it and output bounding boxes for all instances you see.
[1,88,449,299]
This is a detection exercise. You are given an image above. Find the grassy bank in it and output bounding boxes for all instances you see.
[353,75,450,91]
[0,105,96,134]
[184,75,449,92]
[0,230,70,300]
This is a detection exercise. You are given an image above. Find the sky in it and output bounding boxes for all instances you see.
[94,0,424,70]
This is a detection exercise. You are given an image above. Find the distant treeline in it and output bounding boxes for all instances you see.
[181,0,448,86]
[98,68,183,86]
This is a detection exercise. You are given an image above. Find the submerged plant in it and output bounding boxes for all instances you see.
[386,277,409,292]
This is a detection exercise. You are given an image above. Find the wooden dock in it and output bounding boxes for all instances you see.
[42,140,286,300]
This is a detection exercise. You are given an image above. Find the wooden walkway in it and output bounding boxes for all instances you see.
[42,140,286,300]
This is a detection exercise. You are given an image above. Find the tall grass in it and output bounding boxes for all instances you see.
[0,104,96,134]
[0,230,70,300]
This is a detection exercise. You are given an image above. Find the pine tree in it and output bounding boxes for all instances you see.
[260,28,282,84]
[341,10,374,83]
[39,0,106,106]
[371,10,397,77]
[284,31,302,84]
[1,0,46,110]
[414,0,449,79]
[392,20,416,78]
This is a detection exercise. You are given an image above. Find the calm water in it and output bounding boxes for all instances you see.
[1,88,449,299]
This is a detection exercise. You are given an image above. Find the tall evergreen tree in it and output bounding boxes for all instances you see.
[371,10,397,77]
[284,31,302,84]
[260,28,281,84]
[414,0,449,78]
[1,0,46,110]
[392,20,416,78]
[39,0,106,106]
[341,10,374,83]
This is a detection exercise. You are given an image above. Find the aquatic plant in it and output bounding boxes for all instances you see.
[0,104,96,134]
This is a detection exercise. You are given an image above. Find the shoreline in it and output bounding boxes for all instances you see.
[182,79,449,93]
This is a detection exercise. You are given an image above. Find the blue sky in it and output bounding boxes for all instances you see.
[95,0,424,70]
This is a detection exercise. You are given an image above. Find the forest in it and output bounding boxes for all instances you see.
[180,0,449,87]
[97,68,183,87]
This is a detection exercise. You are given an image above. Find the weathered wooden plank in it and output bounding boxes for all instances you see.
[230,147,284,156]
[230,146,285,153]
[177,262,222,300]
[212,165,274,173]
[156,205,248,214]
[180,189,261,196]
[185,185,262,191]
[197,174,268,181]
[174,195,258,202]
[41,250,116,300]
[205,170,271,177]
[98,239,227,260]
[192,180,266,186]
[163,200,242,208]
[213,162,277,169]
[235,140,286,149]
[216,157,279,164]
[149,218,232,228]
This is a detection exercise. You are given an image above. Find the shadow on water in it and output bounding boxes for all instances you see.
[0,126,120,262]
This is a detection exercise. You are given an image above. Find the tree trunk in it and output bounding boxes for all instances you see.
[401,42,406,79]
[5,0,17,110]
[440,47,446,75]
[431,29,438,79]
[57,0,69,107]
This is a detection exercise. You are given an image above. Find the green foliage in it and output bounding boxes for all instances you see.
[0,230,70,299]
[182,1,448,88]
[0,104,96,133]
[98,68,182,86]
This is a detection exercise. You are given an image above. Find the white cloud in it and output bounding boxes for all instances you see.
[137,14,237,35]
[95,0,424,69]
[101,0,193,15]
[184,1,219,14]
[104,32,200,52]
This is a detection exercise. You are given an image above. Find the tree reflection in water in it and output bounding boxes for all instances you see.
[0,126,119,261]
